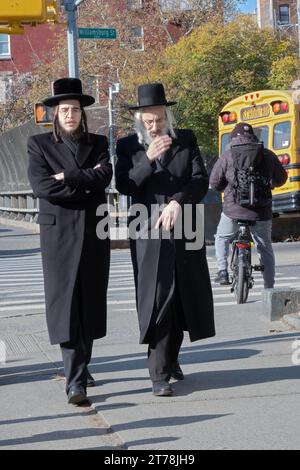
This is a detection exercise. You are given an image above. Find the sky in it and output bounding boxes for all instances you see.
[238,0,257,13]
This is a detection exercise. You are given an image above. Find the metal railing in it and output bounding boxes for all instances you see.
[0,190,39,221]
[0,189,130,226]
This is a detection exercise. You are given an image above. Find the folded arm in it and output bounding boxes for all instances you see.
[27,136,89,203]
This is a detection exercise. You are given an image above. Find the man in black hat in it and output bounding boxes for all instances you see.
[115,83,215,397]
[27,78,112,405]
[210,121,287,287]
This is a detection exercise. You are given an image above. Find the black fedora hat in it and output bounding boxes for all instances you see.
[43,77,95,107]
[129,83,176,110]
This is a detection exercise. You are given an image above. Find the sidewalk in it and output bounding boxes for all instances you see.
[1,226,300,450]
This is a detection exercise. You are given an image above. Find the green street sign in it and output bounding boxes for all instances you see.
[78,28,117,39]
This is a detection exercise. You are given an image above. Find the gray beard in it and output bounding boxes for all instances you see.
[140,126,170,146]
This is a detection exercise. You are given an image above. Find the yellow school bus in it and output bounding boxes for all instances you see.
[218,90,300,213]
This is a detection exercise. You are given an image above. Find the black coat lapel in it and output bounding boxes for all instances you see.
[159,140,180,167]
[75,141,93,168]
[51,141,78,169]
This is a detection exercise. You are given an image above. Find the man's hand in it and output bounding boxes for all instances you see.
[155,200,181,231]
[146,135,172,162]
[53,172,64,181]
[94,163,102,170]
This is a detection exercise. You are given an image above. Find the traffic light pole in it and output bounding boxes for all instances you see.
[61,0,85,78]
[108,84,120,192]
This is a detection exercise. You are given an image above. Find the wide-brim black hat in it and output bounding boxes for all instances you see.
[43,77,95,107]
[129,83,176,110]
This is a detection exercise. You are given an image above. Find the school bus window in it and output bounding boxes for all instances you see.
[253,126,268,147]
[273,121,291,150]
[221,133,230,154]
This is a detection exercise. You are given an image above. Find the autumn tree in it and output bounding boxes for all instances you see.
[123,15,300,154]
[1,0,240,134]
[0,73,34,134]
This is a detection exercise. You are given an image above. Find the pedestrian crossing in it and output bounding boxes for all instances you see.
[0,250,300,317]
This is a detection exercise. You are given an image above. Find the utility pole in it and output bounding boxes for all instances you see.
[61,0,85,78]
[297,0,300,57]
[108,83,120,192]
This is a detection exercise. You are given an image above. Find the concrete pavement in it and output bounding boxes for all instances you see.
[0,224,300,450]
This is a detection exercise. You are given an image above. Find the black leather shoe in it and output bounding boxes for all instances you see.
[170,361,184,380]
[86,370,96,387]
[152,381,173,397]
[67,385,88,405]
[214,270,230,285]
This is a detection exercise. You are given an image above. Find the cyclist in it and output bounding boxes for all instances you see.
[209,122,287,288]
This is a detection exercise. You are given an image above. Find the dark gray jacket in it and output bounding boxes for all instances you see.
[209,135,288,220]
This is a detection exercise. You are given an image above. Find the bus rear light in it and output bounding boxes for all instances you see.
[272,101,289,114]
[222,113,229,123]
[278,153,290,165]
[220,111,237,124]
[272,102,281,113]
[244,93,260,102]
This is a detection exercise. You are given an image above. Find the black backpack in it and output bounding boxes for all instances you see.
[231,142,272,208]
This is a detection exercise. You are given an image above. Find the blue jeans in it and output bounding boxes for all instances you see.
[214,212,275,288]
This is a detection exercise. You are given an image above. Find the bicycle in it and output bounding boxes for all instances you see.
[229,220,264,304]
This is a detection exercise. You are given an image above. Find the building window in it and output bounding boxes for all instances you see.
[130,25,144,51]
[159,0,192,11]
[0,34,11,59]
[278,5,290,24]
[127,0,143,9]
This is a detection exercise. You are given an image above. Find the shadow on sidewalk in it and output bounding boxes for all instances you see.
[1,332,299,388]
[0,248,40,258]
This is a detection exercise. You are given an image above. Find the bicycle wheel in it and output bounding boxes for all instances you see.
[235,263,249,304]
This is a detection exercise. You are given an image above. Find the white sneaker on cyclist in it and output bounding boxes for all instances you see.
[214,270,230,285]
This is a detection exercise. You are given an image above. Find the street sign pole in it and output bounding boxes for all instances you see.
[61,0,85,78]
[108,83,120,192]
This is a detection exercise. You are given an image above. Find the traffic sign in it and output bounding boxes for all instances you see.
[78,28,117,39]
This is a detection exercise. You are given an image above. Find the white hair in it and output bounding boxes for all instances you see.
[134,106,177,145]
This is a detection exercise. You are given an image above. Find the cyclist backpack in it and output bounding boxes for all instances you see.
[231,142,272,208]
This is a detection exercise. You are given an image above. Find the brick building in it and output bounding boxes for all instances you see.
[0,1,185,104]
[0,0,221,131]
[0,23,58,103]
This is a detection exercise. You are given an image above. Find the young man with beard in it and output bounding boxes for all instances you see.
[116,83,215,397]
[27,78,112,405]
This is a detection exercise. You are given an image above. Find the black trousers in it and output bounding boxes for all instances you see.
[60,272,93,394]
[147,298,184,382]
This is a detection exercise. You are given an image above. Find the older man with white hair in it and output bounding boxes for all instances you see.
[116,83,215,397]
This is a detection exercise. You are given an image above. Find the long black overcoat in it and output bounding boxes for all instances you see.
[116,129,215,344]
[27,132,112,345]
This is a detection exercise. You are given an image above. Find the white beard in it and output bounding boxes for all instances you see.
[136,123,170,146]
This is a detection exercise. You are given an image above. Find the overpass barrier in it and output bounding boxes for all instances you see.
[0,190,38,221]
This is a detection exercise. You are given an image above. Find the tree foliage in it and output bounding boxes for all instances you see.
[1,0,237,134]
[123,15,300,154]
